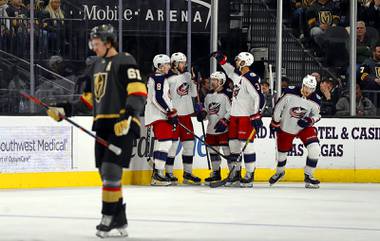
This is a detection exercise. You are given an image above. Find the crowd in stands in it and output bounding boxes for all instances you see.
[0,0,379,117]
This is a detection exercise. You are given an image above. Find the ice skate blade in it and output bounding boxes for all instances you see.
[182,179,201,185]
[150,180,171,186]
[305,183,320,189]
[169,181,178,186]
[96,226,128,238]
[240,182,253,188]
[269,172,285,186]
[225,181,240,187]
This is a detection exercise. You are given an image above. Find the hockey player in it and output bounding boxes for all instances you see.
[165,52,202,184]
[211,51,265,188]
[269,74,321,188]
[47,24,147,237]
[145,54,179,186]
[196,71,232,185]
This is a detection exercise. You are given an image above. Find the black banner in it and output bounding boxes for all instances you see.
[69,0,229,33]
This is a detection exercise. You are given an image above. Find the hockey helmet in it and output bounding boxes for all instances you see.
[90,24,117,44]
[170,52,187,64]
[210,71,226,85]
[153,54,171,69]
[235,52,254,67]
[302,74,317,91]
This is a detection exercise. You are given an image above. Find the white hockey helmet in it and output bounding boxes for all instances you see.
[210,71,226,85]
[302,74,317,91]
[153,54,171,69]
[170,52,187,64]
[235,52,254,67]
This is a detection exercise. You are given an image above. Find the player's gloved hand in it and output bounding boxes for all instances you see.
[210,51,227,65]
[114,116,132,136]
[167,109,178,125]
[196,109,207,122]
[250,113,263,130]
[270,120,281,133]
[297,117,313,128]
[46,107,65,122]
[214,118,229,133]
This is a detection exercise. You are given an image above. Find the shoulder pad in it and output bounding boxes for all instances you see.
[152,74,165,82]
[117,52,137,66]
[283,86,301,95]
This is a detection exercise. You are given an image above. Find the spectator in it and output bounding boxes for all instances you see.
[335,84,376,116]
[319,77,340,116]
[0,0,9,18]
[47,55,77,93]
[44,0,65,55]
[0,0,10,46]
[356,21,377,64]
[281,76,290,89]
[260,81,274,116]
[361,0,380,32]
[7,65,28,113]
[198,77,210,104]
[306,0,340,53]
[290,0,315,38]
[311,71,321,83]
[6,0,28,57]
[360,42,380,91]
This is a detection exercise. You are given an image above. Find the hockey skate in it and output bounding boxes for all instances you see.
[225,170,241,187]
[151,169,171,186]
[183,172,201,185]
[304,173,320,189]
[240,171,254,188]
[96,204,128,238]
[269,171,285,186]
[166,173,178,186]
[204,169,221,185]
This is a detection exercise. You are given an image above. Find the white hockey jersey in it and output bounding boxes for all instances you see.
[166,70,197,116]
[221,63,265,117]
[204,89,232,135]
[144,73,173,126]
[273,86,321,135]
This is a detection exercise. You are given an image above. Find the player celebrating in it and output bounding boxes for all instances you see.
[145,54,179,186]
[166,52,201,184]
[196,71,232,185]
[211,51,265,188]
[47,24,147,237]
[269,74,321,189]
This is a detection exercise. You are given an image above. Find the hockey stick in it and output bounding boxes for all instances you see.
[177,121,229,160]
[20,91,122,156]
[193,67,211,170]
[210,128,256,188]
[146,126,154,167]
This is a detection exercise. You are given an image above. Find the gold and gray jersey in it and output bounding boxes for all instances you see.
[80,52,147,131]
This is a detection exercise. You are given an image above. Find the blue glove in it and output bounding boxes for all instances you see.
[214,118,229,133]
[270,120,280,133]
[196,110,207,122]
[210,51,227,65]
[195,103,204,113]
[297,117,313,128]
[250,113,263,130]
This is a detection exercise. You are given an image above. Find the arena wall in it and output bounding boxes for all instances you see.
[0,116,379,188]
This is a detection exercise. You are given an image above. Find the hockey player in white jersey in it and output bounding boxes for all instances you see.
[165,52,202,184]
[145,54,179,186]
[211,51,265,188]
[196,71,232,185]
[269,75,321,188]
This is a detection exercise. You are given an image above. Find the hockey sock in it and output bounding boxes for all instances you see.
[210,154,221,171]
[182,155,193,173]
[305,158,318,176]
[153,151,167,170]
[165,157,175,173]
[102,184,122,215]
[244,153,256,173]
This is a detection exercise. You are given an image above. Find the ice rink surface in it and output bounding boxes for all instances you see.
[1,183,380,241]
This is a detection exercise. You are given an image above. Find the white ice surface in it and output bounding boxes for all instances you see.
[0,184,380,241]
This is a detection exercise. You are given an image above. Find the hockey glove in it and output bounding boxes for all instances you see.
[214,118,229,133]
[196,110,207,122]
[114,115,132,136]
[297,117,313,128]
[210,51,227,65]
[167,109,178,125]
[47,107,65,122]
[250,113,263,130]
[270,120,281,133]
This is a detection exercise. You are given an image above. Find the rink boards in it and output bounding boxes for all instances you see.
[0,116,379,188]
